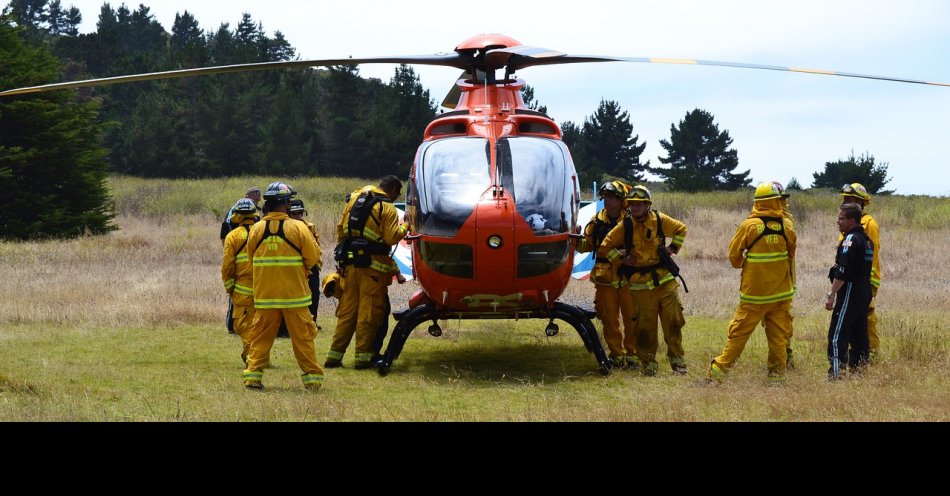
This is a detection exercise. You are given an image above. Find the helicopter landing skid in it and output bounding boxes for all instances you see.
[375,302,612,376]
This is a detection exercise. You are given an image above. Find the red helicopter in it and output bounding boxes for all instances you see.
[4,33,946,375]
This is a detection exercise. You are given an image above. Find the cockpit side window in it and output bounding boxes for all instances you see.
[502,137,571,235]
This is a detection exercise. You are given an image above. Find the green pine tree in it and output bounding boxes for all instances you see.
[169,11,207,68]
[368,65,436,176]
[811,151,893,194]
[1,17,115,239]
[258,68,319,176]
[44,0,79,36]
[560,120,588,183]
[318,65,370,176]
[651,108,751,192]
[578,99,649,184]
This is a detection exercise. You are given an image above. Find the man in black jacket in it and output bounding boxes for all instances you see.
[824,203,874,380]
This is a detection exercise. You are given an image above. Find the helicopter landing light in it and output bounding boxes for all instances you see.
[487,235,503,249]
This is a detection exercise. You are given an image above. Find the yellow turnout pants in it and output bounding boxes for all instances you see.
[244,307,324,384]
[594,284,636,359]
[632,280,685,366]
[233,303,256,363]
[329,266,390,365]
[868,286,879,352]
[712,300,791,376]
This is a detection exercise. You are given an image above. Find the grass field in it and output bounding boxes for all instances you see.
[1,176,948,421]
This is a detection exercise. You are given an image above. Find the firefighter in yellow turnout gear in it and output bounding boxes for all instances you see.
[708,182,797,384]
[289,199,323,326]
[576,180,637,369]
[839,183,882,358]
[598,185,688,376]
[242,182,324,391]
[221,198,258,364]
[326,175,409,369]
[770,182,798,368]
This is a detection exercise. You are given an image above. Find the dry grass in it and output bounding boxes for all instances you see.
[1,177,948,421]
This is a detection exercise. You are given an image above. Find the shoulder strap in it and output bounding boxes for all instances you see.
[654,210,665,246]
[347,192,384,238]
[592,214,613,250]
[264,220,302,255]
[652,209,689,292]
[234,225,251,258]
[746,216,788,252]
[277,220,302,255]
[623,216,633,251]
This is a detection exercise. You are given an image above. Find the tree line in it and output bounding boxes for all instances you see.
[0,1,891,239]
[558,98,892,195]
[5,1,437,179]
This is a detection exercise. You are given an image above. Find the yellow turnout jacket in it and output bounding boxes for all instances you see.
[221,217,256,307]
[336,185,408,275]
[577,208,627,287]
[303,220,323,272]
[729,198,797,304]
[248,212,321,309]
[598,210,687,290]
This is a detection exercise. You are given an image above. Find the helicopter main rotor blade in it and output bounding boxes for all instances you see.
[0,54,471,97]
[490,47,950,88]
[6,41,947,98]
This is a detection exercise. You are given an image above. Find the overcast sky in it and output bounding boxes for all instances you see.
[55,0,950,196]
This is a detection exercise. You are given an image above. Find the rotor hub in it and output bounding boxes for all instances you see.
[455,34,522,52]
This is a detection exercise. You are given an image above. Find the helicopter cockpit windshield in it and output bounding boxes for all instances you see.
[415,137,491,237]
[412,136,577,238]
[497,137,575,235]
